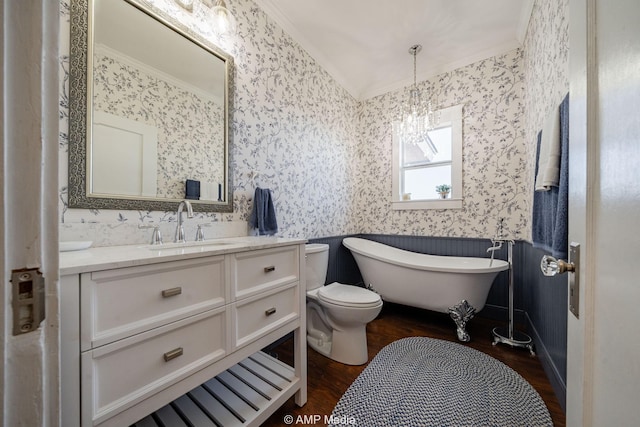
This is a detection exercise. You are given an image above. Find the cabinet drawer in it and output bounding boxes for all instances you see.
[83,308,228,426]
[231,246,299,299]
[81,256,226,349]
[233,283,299,349]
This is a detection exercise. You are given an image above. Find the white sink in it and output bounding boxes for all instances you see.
[141,240,235,250]
[60,241,93,252]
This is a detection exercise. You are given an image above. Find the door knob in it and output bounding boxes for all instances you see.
[540,243,580,319]
[540,255,575,276]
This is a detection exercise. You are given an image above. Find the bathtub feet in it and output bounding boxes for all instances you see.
[448,300,476,342]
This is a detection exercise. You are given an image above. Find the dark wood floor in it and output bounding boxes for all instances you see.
[262,303,565,427]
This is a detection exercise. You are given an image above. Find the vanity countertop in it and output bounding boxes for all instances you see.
[59,236,307,275]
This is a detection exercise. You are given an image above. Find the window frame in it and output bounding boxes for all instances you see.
[392,104,464,210]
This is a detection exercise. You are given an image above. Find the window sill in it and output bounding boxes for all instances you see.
[392,198,463,210]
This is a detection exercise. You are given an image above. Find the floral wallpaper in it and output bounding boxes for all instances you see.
[355,49,528,240]
[59,0,360,246]
[59,0,568,247]
[93,49,225,199]
[522,0,570,240]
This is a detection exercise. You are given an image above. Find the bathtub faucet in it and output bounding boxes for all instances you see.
[486,241,503,253]
[487,240,503,267]
[487,218,512,265]
[496,217,504,237]
[488,218,512,250]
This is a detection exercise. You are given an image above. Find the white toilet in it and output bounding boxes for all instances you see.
[305,243,383,365]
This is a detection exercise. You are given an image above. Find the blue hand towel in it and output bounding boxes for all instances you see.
[249,187,278,236]
[532,93,569,259]
[185,179,200,200]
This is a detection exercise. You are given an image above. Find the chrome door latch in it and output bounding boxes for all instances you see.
[11,268,45,335]
[541,243,580,318]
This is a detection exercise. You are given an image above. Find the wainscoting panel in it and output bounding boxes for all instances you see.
[308,234,567,412]
[307,235,363,286]
[521,243,568,411]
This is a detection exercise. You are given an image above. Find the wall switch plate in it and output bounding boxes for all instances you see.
[11,268,45,335]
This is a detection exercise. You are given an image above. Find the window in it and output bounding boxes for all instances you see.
[392,104,463,210]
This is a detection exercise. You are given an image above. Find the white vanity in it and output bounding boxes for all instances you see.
[60,237,307,427]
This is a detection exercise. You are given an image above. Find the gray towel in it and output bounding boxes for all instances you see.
[532,93,569,259]
[535,106,561,191]
[249,187,278,236]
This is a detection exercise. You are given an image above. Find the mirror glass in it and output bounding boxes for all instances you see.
[68,0,233,212]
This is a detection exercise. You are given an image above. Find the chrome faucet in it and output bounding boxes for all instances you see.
[174,200,194,243]
[487,218,513,266]
[487,219,504,266]
[486,242,503,253]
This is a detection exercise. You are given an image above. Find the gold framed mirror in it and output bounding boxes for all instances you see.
[68,0,233,212]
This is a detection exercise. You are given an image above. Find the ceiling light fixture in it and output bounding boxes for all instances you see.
[399,44,439,159]
[204,0,237,36]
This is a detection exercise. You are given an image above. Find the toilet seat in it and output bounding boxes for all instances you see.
[317,282,382,308]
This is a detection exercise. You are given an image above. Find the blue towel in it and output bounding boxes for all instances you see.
[532,93,569,259]
[185,179,200,200]
[249,187,278,236]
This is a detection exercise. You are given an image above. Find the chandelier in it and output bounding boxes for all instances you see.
[399,44,439,160]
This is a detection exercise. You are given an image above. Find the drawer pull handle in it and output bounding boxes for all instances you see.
[265,307,277,316]
[162,287,182,298]
[163,347,183,362]
[264,266,276,273]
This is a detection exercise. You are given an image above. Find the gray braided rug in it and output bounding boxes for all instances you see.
[329,337,552,427]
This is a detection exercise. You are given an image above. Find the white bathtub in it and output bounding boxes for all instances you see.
[342,237,509,314]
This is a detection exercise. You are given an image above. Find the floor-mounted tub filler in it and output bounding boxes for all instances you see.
[342,237,509,342]
[488,219,535,355]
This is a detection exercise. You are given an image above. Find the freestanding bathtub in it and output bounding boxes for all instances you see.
[342,237,509,341]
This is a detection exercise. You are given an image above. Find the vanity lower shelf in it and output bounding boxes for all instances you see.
[131,351,298,427]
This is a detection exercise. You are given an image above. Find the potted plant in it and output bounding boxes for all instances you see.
[435,184,451,199]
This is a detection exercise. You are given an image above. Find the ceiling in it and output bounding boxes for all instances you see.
[253,0,534,100]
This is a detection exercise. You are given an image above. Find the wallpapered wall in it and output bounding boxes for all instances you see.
[59,0,360,246]
[355,49,528,240]
[520,0,569,408]
[59,0,565,246]
[523,0,570,195]
[93,50,225,199]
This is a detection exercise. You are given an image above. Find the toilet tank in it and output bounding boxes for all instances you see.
[305,243,329,290]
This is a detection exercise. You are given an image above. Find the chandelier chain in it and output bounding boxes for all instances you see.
[399,44,439,161]
[413,49,417,88]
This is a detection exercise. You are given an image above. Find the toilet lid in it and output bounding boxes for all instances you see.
[317,282,382,307]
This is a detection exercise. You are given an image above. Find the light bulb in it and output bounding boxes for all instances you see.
[210,4,237,35]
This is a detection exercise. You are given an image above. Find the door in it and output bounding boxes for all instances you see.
[1,1,60,426]
[567,0,640,425]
